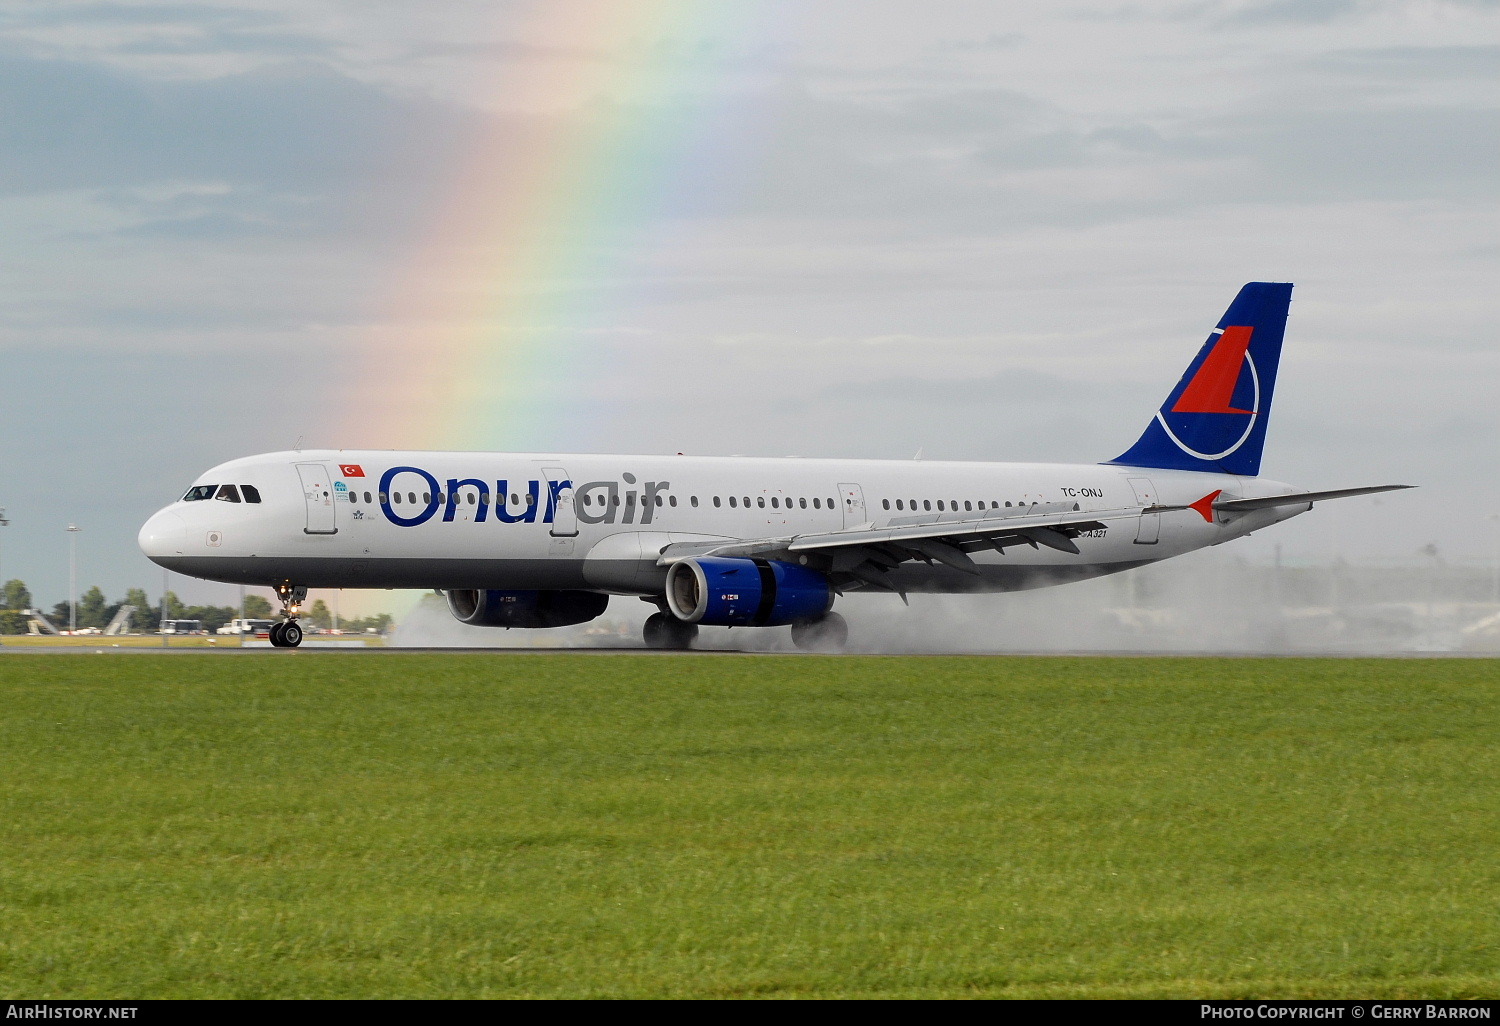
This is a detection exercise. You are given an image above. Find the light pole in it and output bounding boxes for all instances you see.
[1487,514,1500,608]
[0,506,9,594]
[66,524,81,635]
[0,508,8,644]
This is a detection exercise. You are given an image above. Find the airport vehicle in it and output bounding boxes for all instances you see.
[158,619,204,635]
[217,618,277,637]
[139,283,1409,650]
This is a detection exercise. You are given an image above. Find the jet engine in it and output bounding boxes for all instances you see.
[445,589,609,629]
[664,557,833,627]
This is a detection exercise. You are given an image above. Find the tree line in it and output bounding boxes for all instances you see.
[0,580,392,635]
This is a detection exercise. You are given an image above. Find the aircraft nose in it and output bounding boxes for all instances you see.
[138,510,187,562]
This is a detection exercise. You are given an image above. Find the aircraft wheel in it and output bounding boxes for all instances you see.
[791,612,848,653]
[643,612,697,650]
[281,621,304,648]
[269,622,287,647]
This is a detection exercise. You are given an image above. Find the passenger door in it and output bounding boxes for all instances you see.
[1127,477,1159,545]
[540,465,578,556]
[295,463,338,535]
[541,466,578,538]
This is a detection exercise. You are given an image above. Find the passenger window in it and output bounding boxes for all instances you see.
[964,500,972,511]
[527,493,536,506]
[611,496,620,507]
[881,499,890,510]
[770,497,779,508]
[656,495,664,507]
[690,496,698,507]
[364,492,372,504]
[895,500,904,510]
[828,497,835,508]
[1005,501,1012,507]
[241,485,262,503]
[712,497,720,508]
[812,498,820,509]
[923,500,932,511]
[393,493,402,505]
[379,492,388,503]
[422,492,430,504]
[729,497,737,508]
[670,495,678,507]
[467,493,476,505]
[799,498,807,509]
[757,497,765,508]
[937,500,945,511]
[480,493,489,505]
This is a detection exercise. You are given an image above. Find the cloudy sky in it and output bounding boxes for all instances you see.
[1,0,1496,613]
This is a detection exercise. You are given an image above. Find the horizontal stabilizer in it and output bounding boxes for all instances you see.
[1212,484,1413,513]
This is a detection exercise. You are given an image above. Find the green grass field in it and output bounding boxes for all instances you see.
[0,653,1495,999]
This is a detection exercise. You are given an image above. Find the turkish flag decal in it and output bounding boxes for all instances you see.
[340,464,365,478]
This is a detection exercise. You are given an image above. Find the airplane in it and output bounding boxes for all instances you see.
[139,282,1409,650]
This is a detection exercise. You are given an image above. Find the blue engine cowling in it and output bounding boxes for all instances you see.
[446,589,609,628]
[664,557,833,627]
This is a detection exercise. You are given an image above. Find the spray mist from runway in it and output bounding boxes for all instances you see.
[388,549,1500,655]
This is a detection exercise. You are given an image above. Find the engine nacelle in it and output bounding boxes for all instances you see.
[665,557,833,627]
[445,589,609,629]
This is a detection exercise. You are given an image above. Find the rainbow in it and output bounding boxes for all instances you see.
[346,1,761,452]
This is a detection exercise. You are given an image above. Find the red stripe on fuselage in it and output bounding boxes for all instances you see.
[1172,325,1255,415]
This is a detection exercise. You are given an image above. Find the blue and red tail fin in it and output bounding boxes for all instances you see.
[1107,281,1293,476]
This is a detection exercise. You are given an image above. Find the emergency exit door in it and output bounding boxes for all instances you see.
[838,482,867,529]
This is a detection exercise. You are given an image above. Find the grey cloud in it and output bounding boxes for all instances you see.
[1324,44,1500,79]
[1220,0,1363,26]
[0,53,476,192]
[0,52,487,242]
[1209,105,1500,202]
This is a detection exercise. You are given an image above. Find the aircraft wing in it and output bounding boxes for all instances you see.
[656,503,1142,597]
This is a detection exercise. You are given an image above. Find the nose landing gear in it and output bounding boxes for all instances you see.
[270,583,307,649]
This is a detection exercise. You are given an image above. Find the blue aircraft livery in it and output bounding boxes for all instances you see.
[1109,281,1292,476]
[139,282,1411,650]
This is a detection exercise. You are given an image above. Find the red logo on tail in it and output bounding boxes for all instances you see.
[1189,490,1222,523]
[1172,326,1255,415]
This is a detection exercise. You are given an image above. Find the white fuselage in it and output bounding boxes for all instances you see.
[138,450,1307,596]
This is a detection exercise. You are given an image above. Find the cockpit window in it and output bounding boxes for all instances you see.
[241,485,262,504]
[215,484,241,503]
[183,485,216,502]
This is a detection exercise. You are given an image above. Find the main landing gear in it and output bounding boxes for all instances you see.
[643,611,698,650]
[790,612,848,653]
[270,583,307,649]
